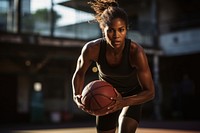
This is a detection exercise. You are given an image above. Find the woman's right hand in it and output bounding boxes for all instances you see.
[74,94,84,109]
[74,94,96,115]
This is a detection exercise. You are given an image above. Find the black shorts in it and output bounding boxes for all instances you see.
[96,86,142,131]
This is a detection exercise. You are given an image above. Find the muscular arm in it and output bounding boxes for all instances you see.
[72,40,100,103]
[72,55,90,97]
[123,43,155,106]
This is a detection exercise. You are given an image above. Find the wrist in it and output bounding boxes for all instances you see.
[74,94,81,98]
[74,95,82,102]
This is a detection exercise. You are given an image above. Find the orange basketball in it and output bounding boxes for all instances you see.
[81,80,117,116]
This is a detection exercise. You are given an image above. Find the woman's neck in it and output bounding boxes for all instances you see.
[106,42,125,56]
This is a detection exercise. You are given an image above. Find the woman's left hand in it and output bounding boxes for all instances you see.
[106,89,124,114]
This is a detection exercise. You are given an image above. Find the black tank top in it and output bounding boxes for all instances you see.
[96,38,140,93]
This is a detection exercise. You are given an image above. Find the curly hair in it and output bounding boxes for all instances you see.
[88,0,128,29]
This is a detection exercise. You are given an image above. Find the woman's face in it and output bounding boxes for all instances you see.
[103,18,127,49]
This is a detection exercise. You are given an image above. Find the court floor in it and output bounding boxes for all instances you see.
[13,127,200,133]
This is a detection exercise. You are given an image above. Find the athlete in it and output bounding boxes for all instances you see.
[72,0,155,132]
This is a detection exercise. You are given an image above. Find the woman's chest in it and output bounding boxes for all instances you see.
[106,53,123,67]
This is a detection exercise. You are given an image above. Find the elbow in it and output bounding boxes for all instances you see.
[145,87,155,101]
[151,92,155,100]
[150,88,155,100]
[142,88,155,102]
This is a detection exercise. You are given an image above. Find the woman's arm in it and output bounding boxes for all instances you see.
[72,39,100,109]
[108,42,155,113]
[124,42,155,104]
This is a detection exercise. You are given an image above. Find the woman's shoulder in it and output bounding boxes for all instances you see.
[129,40,147,67]
[81,38,103,61]
[129,40,144,55]
[83,38,102,50]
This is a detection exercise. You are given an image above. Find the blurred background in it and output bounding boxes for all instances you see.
[0,0,200,129]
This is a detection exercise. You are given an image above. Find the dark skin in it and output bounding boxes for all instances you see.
[72,18,155,133]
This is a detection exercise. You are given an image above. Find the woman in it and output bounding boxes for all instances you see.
[72,0,155,132]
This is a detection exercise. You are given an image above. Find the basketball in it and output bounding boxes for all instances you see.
[81,80,117,116]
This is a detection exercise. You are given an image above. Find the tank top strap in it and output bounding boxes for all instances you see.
[98,38,131,65]
[96,38,139,88]
[98,38,106,63]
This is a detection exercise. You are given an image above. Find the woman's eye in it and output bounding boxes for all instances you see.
[107,29,113,33]
[119,28,125,32]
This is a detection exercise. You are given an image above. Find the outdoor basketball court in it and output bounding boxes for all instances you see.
[13,127,200,133]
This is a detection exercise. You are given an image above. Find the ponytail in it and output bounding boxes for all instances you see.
[88,0,128,29]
